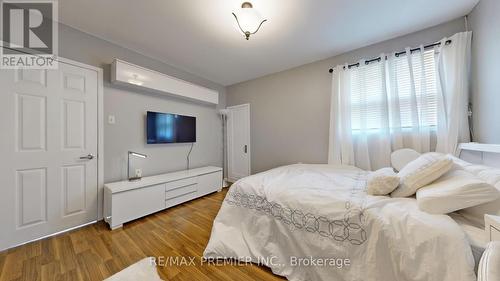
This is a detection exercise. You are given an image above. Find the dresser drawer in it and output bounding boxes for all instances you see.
[197,171,222,197]
[165,183,197,200]
[165,177,197,191]
[111,183,165,228]
[165,191,197,208]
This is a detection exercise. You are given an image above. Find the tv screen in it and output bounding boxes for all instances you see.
[146,111,196,144]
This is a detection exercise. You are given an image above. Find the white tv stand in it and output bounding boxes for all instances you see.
[104,166,222,229]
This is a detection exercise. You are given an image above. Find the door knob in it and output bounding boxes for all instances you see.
[80,154,95,160]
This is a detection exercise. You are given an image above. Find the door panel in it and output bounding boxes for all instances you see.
[63,72,86,93]
[62,99,85,149]
[16,93,47,151]
[62,165,86,216]
[16,168,47,227]
[227,104,250,181]
[0,60,99,251]
[15,69,47,86]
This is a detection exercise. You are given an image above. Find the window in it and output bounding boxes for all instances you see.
[350,49,438,131]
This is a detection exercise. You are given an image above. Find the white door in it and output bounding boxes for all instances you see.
[227,104,250,182]
[0,61,99,250]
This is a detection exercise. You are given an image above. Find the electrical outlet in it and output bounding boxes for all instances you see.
[108,115,116,124]
[135,168,142,178]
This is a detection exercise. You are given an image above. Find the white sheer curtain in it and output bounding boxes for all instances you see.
[435,32,472,153]
[328,31,472,170]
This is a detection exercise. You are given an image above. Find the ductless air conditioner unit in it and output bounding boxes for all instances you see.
[111,59,219,105]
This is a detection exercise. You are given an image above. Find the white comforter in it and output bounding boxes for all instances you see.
[204,164,476,281]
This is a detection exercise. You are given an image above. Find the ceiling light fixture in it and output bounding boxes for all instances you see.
[232,2,267,40]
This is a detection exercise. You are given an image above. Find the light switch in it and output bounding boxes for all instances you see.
[108,115,116,124]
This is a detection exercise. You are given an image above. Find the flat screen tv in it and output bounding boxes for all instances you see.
[146,111,196,144]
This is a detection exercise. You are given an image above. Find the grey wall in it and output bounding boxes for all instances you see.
[58,24,226,183]
[468,0,500,144]
[227,18,466,174]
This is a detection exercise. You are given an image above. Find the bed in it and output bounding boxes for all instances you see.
[203,164,478,281]
[450,212,488,270]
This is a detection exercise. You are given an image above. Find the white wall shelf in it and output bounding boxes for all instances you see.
[457,142,500,169]
[457,143,500,154]
[111,59,219,105]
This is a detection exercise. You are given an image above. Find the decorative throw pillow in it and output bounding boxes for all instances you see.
[366,168,400,196]
[390,148,421,172]
[391,152,453,198]
[478,242,500,281]
[416,169,500,214]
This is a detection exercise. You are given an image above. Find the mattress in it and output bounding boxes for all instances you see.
[205,164,478,281]
[450,212,487,269]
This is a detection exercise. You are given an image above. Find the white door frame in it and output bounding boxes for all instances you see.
[227,103,251,182]
[0,43,105,225]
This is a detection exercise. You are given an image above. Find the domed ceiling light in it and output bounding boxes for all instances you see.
[232,2,267,40]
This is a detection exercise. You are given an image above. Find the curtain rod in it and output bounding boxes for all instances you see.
[328,39,452,73]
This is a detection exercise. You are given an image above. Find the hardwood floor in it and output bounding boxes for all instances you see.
[0,188,284,281]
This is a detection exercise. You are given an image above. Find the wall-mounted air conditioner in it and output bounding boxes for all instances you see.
[111,59,219,105]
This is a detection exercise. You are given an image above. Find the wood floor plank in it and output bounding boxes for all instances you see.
[40,262,60,281]
[0,247,25,280]
[40,238,57,266]
[53,235,78,274]
[74,250,107,281]
[21,256,41,281]
[0,251,6,280]
[54,269,82,281]
[0,188,284,281]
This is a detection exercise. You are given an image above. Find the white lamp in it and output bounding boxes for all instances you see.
[219,109,229,187]
[232,2,267,40]
[128,151,147,181]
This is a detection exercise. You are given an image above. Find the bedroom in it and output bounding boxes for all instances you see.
[0,0,500,280]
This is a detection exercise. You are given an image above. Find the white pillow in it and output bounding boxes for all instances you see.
[391,153,453,198]
[366,168,400,196]
[447,154,471,167]
[460,168,500,226]
[448,155,491,175]
[391,149,421,171]
[478,242,500,281]
[104,257,163,281]
[416,169,500,214]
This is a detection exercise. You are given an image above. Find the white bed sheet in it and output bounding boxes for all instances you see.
[450,212,488,269]
[204,164,476,281]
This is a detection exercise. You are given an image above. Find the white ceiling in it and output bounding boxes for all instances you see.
[59,0,479,86]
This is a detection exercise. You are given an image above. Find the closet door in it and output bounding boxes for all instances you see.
[0,61,99,250]
[227,104,251,182]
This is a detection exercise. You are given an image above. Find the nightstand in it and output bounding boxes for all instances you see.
[485,214,500,242]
